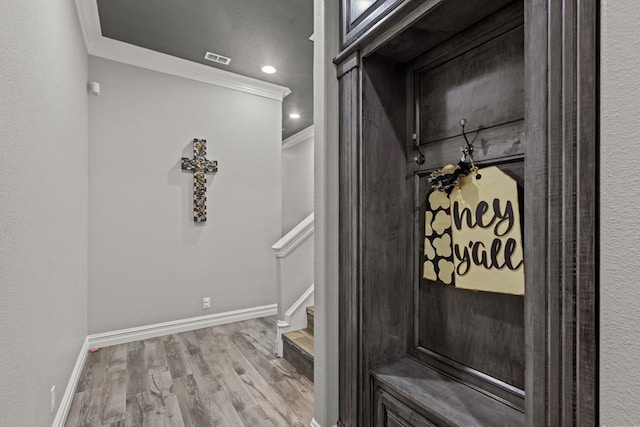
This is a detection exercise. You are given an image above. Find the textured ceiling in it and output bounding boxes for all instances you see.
[97,0,314,139]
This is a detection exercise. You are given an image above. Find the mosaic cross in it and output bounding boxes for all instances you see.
[181,138,218,222]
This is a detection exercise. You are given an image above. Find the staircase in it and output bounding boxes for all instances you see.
[282,306,314,381]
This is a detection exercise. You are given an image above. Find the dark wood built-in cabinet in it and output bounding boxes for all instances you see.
[341,0,405,47]
[336,1,599,426]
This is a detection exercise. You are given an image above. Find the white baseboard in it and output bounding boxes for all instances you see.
[52,304,276,425]
[52,337,89,427]
[88,304,277,348]
[277,284,314,356]
[310,419,338,427]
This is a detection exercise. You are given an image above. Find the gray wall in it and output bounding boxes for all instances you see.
[87,57,282,333]
[0,0,89,425]
[313,0,340,425]
[282,131,314,233]
[601,0,640,424]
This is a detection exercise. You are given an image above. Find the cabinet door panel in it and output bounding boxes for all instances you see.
[374,389,437,427]
[418,26,524,144]
[341,0,404,47]
[411,9,526,407]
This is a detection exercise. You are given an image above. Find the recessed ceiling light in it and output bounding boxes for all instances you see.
[261,65,277,74]
[289,113,301,119]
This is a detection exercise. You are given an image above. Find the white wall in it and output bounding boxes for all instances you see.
[88,57,281,333]
[282,127,314,233]
[601,1,640,424]
[313,0,340,426]
[0,0,88,425]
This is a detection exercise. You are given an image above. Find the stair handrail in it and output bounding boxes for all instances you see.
[272,213,314,258]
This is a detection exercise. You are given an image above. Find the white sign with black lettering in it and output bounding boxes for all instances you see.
[423,166,524,295]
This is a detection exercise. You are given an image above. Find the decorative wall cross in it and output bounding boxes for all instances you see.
[181,138,218,222]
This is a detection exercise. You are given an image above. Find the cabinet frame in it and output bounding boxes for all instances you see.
[336,1,599,425]
[340,0,407,48]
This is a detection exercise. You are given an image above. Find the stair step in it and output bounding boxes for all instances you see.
[283,329,314,356]
[282,329,314,381]
[306,306,314,334]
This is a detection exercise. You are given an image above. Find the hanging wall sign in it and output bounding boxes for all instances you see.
[423,190,456,285]
[423,166,524,295]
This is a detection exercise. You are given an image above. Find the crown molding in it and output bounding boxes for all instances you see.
[74,0,291,101]
[282,125,315,150]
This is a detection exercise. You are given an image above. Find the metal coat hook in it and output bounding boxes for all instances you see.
[415,146,425,165]
[459,118,481,179]
[459,118,474,162]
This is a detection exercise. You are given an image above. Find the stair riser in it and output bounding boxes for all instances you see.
[283,337,314,382]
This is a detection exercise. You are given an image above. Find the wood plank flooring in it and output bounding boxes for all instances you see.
[65,316,313,427]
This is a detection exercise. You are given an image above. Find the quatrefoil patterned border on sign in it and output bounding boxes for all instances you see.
[423,190,456,285]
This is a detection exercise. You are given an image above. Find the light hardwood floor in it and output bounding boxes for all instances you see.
[65,316,313,427]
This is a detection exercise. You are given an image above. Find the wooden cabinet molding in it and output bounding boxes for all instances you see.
[336,1,599,425]
[524,0,598,425]
[341,0,407,48]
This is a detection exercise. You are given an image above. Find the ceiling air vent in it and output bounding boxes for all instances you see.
[204,51,231,65]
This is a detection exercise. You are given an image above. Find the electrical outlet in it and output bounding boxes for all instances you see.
[50,385,56,413]
[203,297,211,309]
